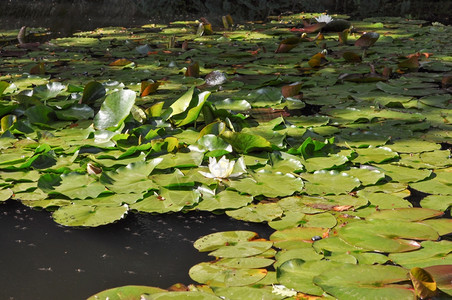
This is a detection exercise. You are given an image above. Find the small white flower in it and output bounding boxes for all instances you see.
[315,14,334,24]
[272,284,298,297]
[199,156,244,180]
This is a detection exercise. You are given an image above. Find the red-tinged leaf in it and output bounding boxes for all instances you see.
[181,40,189,51]
[424,265,452,295]
[308,53,328,68]
[140,81,161,97]
[355,32,380,48]
[275,37,300,53]
[398,56,419,70]
[293,22,326,33]
[185,62,200,77]
[338,29,349,45]
[281,82,302,97]
[343,51,362,62]
[442,75,452,89]
[109,58,133,66]
[17,42,40,49]
[410,267,437,299]
[30,62,45,75]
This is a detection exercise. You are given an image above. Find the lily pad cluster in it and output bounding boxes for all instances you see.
[1,12,451,299]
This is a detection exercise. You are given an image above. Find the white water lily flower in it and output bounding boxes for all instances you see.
[199,156,243,180]
[272,284,298,297]
[315,14,334,24]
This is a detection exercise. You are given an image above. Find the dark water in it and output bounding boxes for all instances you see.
[0,200,273,300]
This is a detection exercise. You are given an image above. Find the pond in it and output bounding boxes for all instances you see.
[1,3,452,299]
[0,200,272,299]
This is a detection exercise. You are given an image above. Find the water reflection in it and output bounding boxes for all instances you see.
[0,200,273,300]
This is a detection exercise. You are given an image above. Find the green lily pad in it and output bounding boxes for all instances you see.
[385,139,441,153]
[389,240,452,269]
[410,169,452,195]
[193,231,258,252]
[94,89,136,130]
[189,262,267,287]
[208,240,273,258]
[229,170,303,197]
[87,285,166,300]
[196,189,253,211]
[0,188,13,201]
[52,203,128,227]
[301,170,361,195]
[226,203,283,223]
[421,195,452,212]
[220,131,272,154]
[338,219,439,253]
[148,291,221,299]
[212,286,282,300]
[214,257,274,269]
[367,207,444,222]
[50,173,106,199]
[352,146,399,164]
[277,259,339,296]
[130,188,200,213]
[100,159,162,193]
[377,164,432,183]
[313,264,414,300]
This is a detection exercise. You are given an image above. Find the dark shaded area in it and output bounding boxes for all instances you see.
[0,200,273,300]
[1,0,451,38]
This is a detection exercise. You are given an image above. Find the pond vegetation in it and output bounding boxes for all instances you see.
[0,12,451,299]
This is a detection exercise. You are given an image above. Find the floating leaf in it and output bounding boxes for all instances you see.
[87,285,166,300]
[193,231,258,252]
[80,81,105,105]
[189,262,267,287]
[301,170,360,195]
[93,89,136,130]
[338,219,439,253]
[53,204,128,227]
[226,203,283,223]
[355,31,379,48]
[209,240,273,258]
[314,264,413,300]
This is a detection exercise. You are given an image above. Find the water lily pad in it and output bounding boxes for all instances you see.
[389,240,452,269]
[193,231,258,252]
[424,265,452,296]
[314,264,414,300]
[302,154,349,172]
[214,257,274,269]
[270,227,328,250]
[196,189,253,211]
[353,147,399,164]
[220,131,272,154]
[226,203,283,223]
[301,170,361,195]
[212,286,281,300]
[51,173,106,199]
[346,167,385,186]
[421,195,452,212]
[94,89,136,130]
[87,285,166,300]
[0,188,13,201]
[229,170,303,197]
[189,262,267,287]
[386,139,441,153]
[377,164,432,183]
[101,159,162,193]
[149,291,222,299]
[367,207,443,222]
[208,240,273,258]
[410,169,452,195]
[130,188,200,213]
[52,203,128,227]
[277,259,338,296]
[338,219,439,253]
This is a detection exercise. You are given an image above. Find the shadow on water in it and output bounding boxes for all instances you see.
[0,200,273,300]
